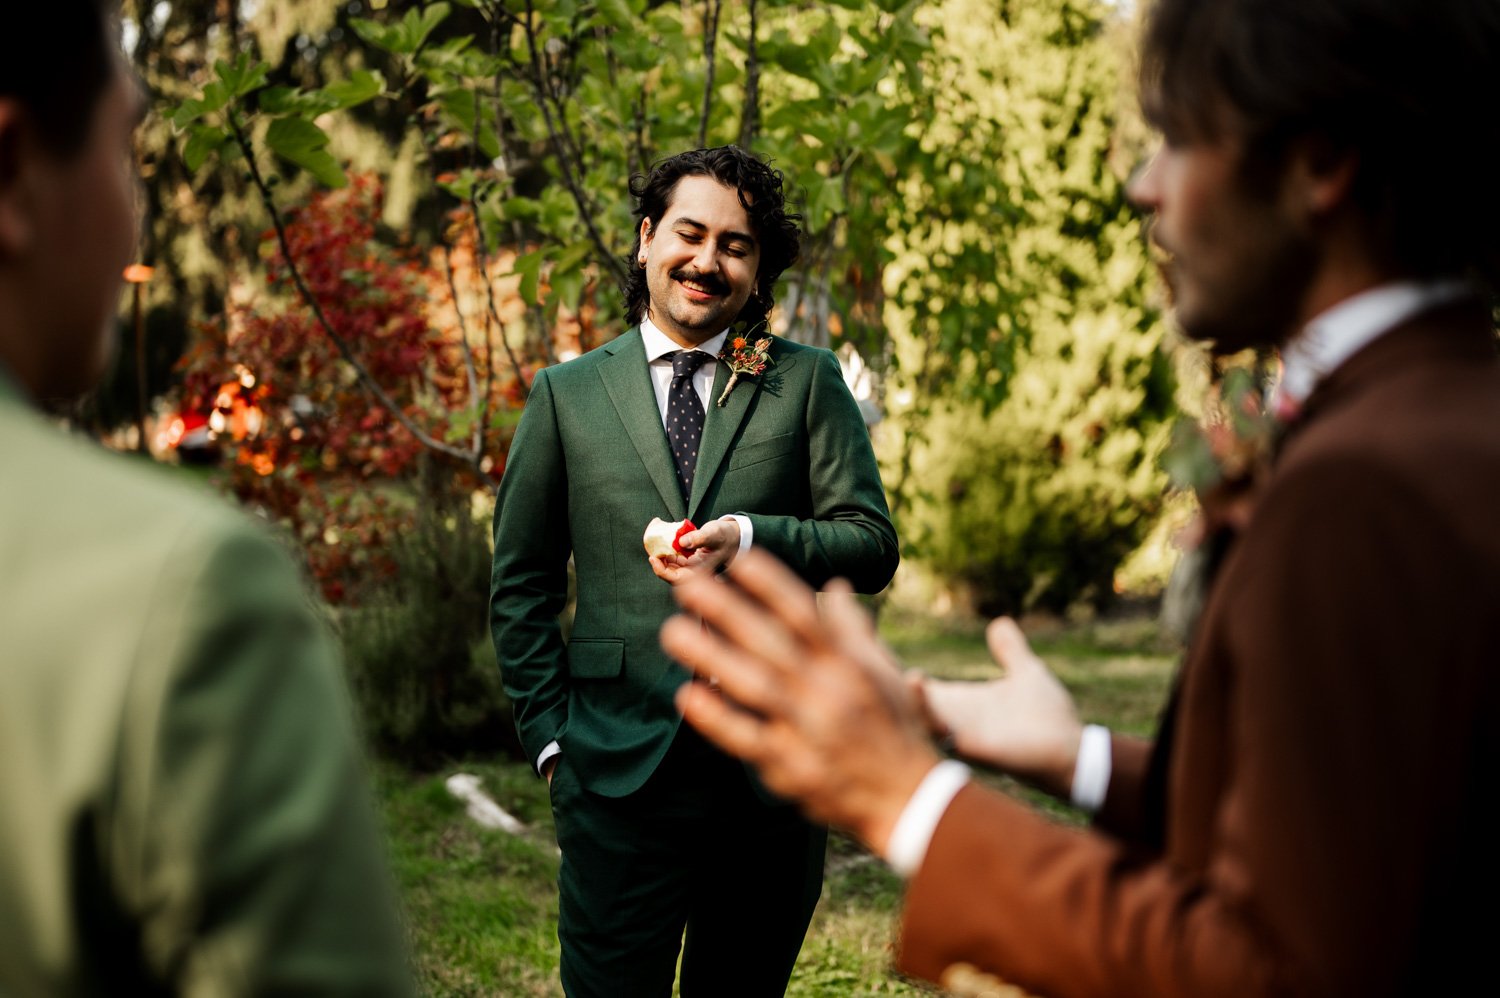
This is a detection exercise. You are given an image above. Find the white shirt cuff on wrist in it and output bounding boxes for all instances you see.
[536,740,561,777]
[883,759,971,879]
[722,513,753,557]
[1069,724,1112,813]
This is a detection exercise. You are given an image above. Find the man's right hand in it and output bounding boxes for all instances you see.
[542,756,558,786]
[664,551,940,856]
[911,618,1083,800]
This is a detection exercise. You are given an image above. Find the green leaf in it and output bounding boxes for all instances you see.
[264,117,347,188]
[417,37,486,79]
[349,17,400,52]
[404,2,451,52]
[438,169,480,202]
[803,174,848,231]
[171,98,209,129]
[501,195,543,222]
[182,124,228,172]
[476,122,501,161]
[509,249,547,307]
[257,87,301,115]
[258,86,340,116]
[596,0,634,29]
[214,55,270,99]
[551,264,585,313]
[612,31,657,71]
[436,88,478,133]
[321,70,386,110]
[552,241,594,273]
[537,185,577,233]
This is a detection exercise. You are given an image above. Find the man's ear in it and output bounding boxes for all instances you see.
[638,217,653,261]
[0,99,36,259]
[1288,135,1359,221]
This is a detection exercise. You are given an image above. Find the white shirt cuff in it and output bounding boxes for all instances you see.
[882,759,971,879]
[1069,724,1112,813]
[722,514,753,558]
[536,740,561,777]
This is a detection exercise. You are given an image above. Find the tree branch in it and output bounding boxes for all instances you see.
[434,241,485,459]
[697,0,724,149]
[738,0,760,150]
[522,0,629,288]
[633,83,650,180]
[484,12,558,368]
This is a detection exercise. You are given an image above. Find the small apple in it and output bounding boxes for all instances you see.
[643,517,697,558]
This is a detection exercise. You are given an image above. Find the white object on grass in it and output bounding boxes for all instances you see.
[445,773,526,835]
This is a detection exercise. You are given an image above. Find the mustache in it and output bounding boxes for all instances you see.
[670,268,730,296]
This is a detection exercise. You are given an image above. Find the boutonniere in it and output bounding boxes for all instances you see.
[715,324,774,407]
[1160,363,1277,643]
[1163,365,1276,520]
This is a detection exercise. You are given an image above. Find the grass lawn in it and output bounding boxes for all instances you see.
[373,610,1179,997]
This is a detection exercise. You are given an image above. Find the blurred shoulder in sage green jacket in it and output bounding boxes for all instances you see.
[0,369,418,996]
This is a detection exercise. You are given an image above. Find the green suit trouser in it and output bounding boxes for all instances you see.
[550,724,827,997]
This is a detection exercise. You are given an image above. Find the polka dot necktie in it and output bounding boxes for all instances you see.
[666,350,711,500]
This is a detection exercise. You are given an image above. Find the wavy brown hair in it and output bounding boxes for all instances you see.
[1139,0,1500,288]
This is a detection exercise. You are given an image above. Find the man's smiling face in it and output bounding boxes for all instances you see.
[640,174,760,347]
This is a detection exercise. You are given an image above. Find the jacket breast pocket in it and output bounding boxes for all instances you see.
[567,639,625,679]
[727,431,797,471]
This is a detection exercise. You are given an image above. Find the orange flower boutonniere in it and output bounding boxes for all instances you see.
[716,327,774,407]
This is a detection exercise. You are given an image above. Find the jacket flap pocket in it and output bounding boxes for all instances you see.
[727,431,796,471]
[567,639,625,679]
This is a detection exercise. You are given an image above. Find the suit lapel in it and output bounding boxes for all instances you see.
[688,340,798,521]
[599,328,687,518]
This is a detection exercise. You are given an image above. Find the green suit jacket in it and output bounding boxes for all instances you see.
[0,369,414,996]
[490,329,898,797]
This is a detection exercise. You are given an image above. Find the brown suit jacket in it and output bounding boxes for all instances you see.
[897,300,1500,997]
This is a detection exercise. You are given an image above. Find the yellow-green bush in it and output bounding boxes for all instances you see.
[882,0,1175,615]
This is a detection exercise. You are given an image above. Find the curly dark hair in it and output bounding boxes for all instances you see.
[1139,0,1500,288]
[622,145,801,328]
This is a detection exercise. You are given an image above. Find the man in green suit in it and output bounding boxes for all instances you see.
[0,4,414,994]
[490,145,898,996]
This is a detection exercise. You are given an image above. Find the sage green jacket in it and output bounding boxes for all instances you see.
[490,329,898,797]
[0,369,414,996]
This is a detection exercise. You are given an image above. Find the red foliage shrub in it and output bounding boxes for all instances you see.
[174,176,539,603]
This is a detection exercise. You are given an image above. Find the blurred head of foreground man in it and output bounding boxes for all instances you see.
[0,3,415,994]
[661,1,1500,995]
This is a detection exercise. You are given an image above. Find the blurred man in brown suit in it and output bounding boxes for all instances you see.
[658,0,1500,995]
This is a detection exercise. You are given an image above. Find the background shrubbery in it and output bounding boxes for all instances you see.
[881,0,1173,617]
[336,468,516,766]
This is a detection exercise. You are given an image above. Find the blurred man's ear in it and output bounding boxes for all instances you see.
[0,100,35,259]
[1287,135,1360,223]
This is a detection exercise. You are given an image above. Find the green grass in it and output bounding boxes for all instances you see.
[374,612,1178,996]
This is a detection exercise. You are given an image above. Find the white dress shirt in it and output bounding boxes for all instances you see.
[535,317,753,775]
[882,278,1477,877]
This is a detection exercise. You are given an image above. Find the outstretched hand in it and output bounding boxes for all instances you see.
[661,549,939,855]
[911,619,1083,799]
[648,519,741,584]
